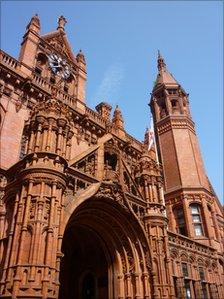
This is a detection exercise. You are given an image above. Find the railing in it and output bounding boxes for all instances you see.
[0,50,20,70]
[58,89,78,109]
[32,74,50,90]
[32,74,79,110]
[85,106,107,127]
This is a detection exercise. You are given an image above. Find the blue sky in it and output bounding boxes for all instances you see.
[1,1,223,201]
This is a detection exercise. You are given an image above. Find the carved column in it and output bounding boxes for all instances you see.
[140,153,175,298]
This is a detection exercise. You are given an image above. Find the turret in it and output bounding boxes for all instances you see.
[150,52,209,191]
[19,15,40,74]
[151,51,191,122]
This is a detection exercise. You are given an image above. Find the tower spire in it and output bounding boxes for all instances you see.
[157,50,167,71]
[154,51,178,86]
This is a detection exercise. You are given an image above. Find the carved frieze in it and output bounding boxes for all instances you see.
[95,182,128,211]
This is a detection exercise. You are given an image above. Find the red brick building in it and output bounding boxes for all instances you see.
[0,15,223,299]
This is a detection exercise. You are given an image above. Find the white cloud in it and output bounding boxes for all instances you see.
[91,63,124,106]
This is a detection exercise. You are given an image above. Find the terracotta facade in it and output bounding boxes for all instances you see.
[0,16,223,299]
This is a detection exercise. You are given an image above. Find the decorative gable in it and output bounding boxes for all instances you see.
[41,30,76,63]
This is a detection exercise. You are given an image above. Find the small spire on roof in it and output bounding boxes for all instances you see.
[153,51,178,86]
[112,105,124,130]
[157,50,166,71]
[144,127,150,148]
[76,49,86,63]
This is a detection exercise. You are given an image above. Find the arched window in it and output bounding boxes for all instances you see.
[174,207,187,236]
[190,204,204,236]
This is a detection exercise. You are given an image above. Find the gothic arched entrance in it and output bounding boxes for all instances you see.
[59,223,109,299]
[59,194,153,299]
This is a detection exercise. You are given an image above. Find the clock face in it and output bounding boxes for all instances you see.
[48,53,71,80]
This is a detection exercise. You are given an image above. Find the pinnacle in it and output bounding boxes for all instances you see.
[26,13,40,32]
[155,51,178,86]
[112,105,124,130]
[57,15,67,31]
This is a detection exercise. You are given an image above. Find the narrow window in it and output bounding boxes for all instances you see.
[190,204,204,236]
[184,280,191,299]
[199,267,205,281]
[173,277,179,298]
[201,282,208,299]
[175,208,187,236]
[181,264,192,299]
[171,99,177,107]
[181,263,189,278]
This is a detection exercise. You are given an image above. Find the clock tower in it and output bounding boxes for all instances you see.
[19,15,86,103]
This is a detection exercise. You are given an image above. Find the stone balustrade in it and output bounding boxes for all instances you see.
[168,231,216,256]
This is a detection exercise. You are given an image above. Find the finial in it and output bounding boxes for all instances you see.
[57,15,67,31]
[157,50,166,71]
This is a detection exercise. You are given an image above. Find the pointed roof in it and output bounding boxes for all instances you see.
[155,51,178,86]
[40,16,76,62]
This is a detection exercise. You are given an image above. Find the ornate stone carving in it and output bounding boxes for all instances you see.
[95,182,128,211]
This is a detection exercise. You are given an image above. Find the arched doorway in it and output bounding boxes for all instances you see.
[59,197,153,299]
[59,224,109,299]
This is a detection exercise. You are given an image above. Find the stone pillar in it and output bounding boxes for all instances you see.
[166,203,175,231]
[201,197,213,240]
[210,204,221,241]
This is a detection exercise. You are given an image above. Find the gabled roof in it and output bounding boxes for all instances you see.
[41,29,76,63]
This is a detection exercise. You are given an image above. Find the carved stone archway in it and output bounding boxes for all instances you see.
[59,193,153,299]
